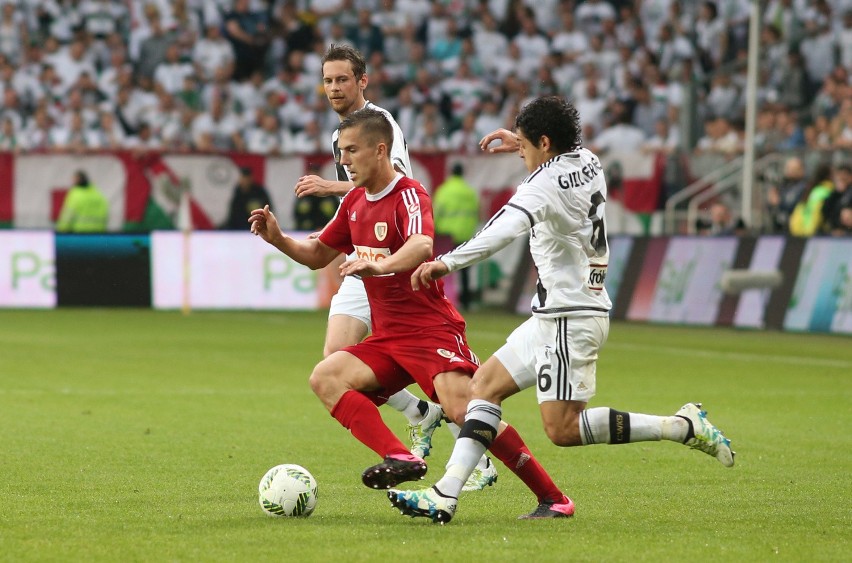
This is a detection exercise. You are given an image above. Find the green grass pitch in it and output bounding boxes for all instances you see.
[1,309,849,561]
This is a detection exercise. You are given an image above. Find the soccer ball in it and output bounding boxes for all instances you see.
[258,464,318,517]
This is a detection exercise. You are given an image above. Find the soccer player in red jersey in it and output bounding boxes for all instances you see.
[249,108,571,516]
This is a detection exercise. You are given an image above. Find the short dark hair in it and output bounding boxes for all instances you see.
[514,96,582,153]
[339,108,394,153]
[321,44,367,80]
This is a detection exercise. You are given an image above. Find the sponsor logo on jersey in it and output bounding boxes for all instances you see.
[374,222,388,241]
[588,263,607,291]
[350,211,357,221]
[353,245,391,262]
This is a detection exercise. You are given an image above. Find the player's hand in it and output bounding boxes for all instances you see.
[480,128,519,153]
[294,175,328,198]
[411,260,450,290]
[339,258,383,278]
[248,205,283,244]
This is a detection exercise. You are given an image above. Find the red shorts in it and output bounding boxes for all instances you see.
[343,329,479,402]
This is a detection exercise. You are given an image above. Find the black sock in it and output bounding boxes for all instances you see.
[676,415,695,443]
[416,400,429,417]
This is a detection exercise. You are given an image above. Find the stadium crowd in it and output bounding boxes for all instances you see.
[0,0,849,234]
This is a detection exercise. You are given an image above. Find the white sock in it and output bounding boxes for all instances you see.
[436,399,501,499]
[447,421,491,470]
[385,389,423,423]
[446,421,461,438]
[579,408,689,445]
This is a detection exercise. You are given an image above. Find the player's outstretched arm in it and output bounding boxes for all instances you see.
[339,234,433,278]
[294,175,354,198]
[249,205,339,269]
[479,128,520,154]
[411,260,450,291]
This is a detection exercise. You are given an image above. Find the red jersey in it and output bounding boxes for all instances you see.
[319,174,467,337]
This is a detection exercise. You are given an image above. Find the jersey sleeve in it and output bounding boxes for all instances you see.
[396,182,434,241]
[439,182,550,272]
[318,193,354,254]
[389,120,410,176]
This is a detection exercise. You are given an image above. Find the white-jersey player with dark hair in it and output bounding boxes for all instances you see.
[292,44,496,490]
[388,95,735,524]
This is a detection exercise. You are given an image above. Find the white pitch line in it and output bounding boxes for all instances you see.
[607,342,852,369]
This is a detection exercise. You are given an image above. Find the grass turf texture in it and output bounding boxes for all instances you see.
[1,309,849,562]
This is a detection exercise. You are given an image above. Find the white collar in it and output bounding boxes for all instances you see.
[365,173,403,202]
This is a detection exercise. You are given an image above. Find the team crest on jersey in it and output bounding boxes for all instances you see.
[437,348,454,359]
[374,222,388,241]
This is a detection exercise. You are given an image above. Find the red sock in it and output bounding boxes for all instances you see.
[330,390,409,458]
[490,424,564,504]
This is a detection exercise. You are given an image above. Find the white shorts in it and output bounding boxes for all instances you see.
[328,275,372,332]
[493,315,609,404]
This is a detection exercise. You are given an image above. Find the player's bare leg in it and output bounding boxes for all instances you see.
[324,313,444,458]
[389,359,570,522]
[322,314,369,358]
[309,351,427,488]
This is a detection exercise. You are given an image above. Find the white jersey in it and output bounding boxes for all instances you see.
[331,101,411,182]
[440,148,612,318]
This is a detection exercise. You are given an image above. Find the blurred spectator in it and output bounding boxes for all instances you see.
[789,162,834,236]
[224,166,273,231]
[136,8,174,81]
[821,164,852,235]
[194,24,236,82]
[393,84,417,141]
[0,2,28,65]
[446,112,481,154]
[154,43,194,95]
[641,118,679,155]
[766,156,807,233]
[591,101,646,154]
[695,1,727,71]
[245,112,288,155]
[698,200,746,236]
[831,98,852,149]
[512,12,549,70]
[776,48,809,111]
[410,111,450,153]
[124,122,163,151]
[89,110,125,150]
[433,161,480,310]
[289,119,325,155]
[695,116,742,157]
[347,8,384,59]
[224,0,270,81]
[575,0,616,38]
[0,115,21,151]
[52,38,96,94]
[56,170,109,233]
[799,19,837,90]
[191,94,243,152]
[293,164,338,232]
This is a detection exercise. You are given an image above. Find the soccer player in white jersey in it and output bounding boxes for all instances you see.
[292,45,496,490]
[388,96,735,524]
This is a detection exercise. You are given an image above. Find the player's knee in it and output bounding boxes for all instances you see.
[442,404,467,426]
[543,423,581,447]
[308,360,339,398]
